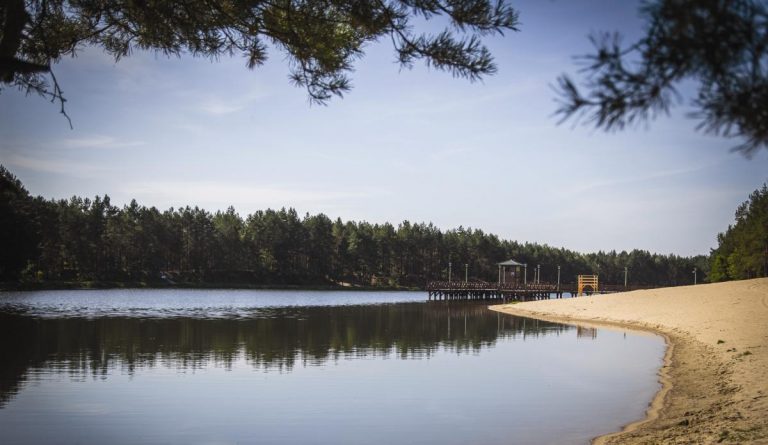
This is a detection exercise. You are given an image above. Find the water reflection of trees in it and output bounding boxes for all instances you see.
[0,303,573,407]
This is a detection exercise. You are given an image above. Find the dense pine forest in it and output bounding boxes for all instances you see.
[709,184,768,281]
[0,166,715,288]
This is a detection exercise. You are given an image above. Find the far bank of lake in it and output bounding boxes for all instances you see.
[0,280,418,292]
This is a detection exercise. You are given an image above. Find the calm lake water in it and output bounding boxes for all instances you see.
[0,289,665,445]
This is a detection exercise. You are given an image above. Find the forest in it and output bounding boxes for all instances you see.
[1,166,711,288]
[709,184,768,281]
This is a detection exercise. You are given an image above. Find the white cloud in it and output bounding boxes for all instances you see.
[562,161,724,197]
[0,135,144,154]
[62,135,145,149]
[121,181,379,210]
[374,79,545,120]
[3,153,108,177]
[196,89,270,116]
[429,146,480,160]
[198,102,246,115]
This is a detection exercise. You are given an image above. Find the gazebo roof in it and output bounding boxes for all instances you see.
[497,259,525,266]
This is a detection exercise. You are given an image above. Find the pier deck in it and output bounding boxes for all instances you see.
[426,281,647,302]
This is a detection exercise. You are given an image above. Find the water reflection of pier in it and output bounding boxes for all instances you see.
[425,302,583,341]
[576,326,598,339]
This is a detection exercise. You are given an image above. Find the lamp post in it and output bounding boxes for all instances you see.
[524,264,527,286]
[537,264,541,284]
[624,267,628,288]
[464,264,468,283]
[448,262,452,283]
[557,265,561,291]
[497,265,501,285]
[693,267,697,285]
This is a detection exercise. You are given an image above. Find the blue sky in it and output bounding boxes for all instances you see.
[1,0,766,256]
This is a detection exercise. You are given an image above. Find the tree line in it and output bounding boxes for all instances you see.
[1,166,709,287]
[709,184,768,281]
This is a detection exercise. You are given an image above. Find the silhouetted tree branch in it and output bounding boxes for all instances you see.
[556,0,768,157]
[0,0,519,110]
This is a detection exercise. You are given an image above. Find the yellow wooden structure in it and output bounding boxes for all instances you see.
[577,275,599,296]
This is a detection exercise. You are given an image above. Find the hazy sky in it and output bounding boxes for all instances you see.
[1,0,766,257]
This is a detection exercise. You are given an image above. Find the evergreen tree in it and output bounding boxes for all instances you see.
[557,0,768,156]
[0,166,713,287]
[1,0,518,110]
[710,184,768,280]
[0,166,38,280]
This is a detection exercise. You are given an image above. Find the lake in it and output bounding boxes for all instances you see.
[0,289,665,445]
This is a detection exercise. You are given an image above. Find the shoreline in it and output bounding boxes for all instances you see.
[488,308,676,444]
[490,278,768,444]
[0,281,420,292]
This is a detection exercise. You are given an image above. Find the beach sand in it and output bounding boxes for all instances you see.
[490,278,768,444]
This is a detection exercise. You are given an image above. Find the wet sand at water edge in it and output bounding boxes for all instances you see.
[491,278,768,444]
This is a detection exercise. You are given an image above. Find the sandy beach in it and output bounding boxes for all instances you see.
[491,278,768,444]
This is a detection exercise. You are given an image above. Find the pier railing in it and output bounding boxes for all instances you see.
[425,280,658,302]
[426,281,557,291]
[426,281,655,293]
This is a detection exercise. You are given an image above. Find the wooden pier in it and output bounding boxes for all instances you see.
[428,260,656,302]
[427,281,562,302]
[426,280,650,302]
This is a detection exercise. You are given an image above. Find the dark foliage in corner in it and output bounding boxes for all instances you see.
[0,0,518,115]
[556,0,768,156]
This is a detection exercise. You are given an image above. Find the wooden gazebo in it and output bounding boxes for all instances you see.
[497,259,526,286]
